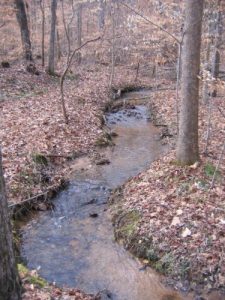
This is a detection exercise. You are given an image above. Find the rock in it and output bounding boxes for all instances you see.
[82,198,97,206]
[181,227,191,238]
[1,61,10,68]
[89,213,98,218]
[171,216,181,226]
[96,159,110,165]
[110,131,118,137]
[26,63,40,75]
[95,289,112,299]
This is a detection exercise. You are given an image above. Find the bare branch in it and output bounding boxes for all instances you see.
[217,106,225,119]
[0,22,5,29]
[60,36,101,123]
[120,2,180,44]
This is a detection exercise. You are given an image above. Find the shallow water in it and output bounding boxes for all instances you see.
[21,103,187,300]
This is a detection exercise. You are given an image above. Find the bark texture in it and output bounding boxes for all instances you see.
[48,0,57,74]
[176,0,204,165]
[0,149,21,300]
[14,0,33,61]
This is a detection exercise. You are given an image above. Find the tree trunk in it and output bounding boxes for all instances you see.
[99,0,105,30]
[176,0,204,165]
[109,0,116,88]
[14,0,33,61]
[0,148,21,300]
[48,0,57,75]
[40,0,45,67]
[76,3,82,64]
[211,0,222,97]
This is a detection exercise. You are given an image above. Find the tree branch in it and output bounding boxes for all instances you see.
[60,36,101,123]
[0,22,5,29]
[120,2,180,44]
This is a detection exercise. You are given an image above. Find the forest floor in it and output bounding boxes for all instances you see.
[1,60,225,299]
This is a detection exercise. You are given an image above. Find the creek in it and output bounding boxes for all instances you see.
[20,91,188,300]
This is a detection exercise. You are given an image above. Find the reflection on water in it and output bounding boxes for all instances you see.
[21,104,186,300]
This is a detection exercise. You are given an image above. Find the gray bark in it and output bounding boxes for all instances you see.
[211,1,222,96]
[14,0,33,61]
[0,148,21,300]
[99,0,105,30]
[76,3,82,64]
[48,0,57,74]
[110,0,115,88]
[40,0,45,67]
[176,0,204,165]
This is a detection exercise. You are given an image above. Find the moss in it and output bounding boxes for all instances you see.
[146,248,159,262]
[32,153,48,166]
[154,253,175,275]
[28,276,47,288]
[114,210,140,240]
[18,263,47,288]
[95,132,114,147]
[204,162,220,178]
[18,263,29,276]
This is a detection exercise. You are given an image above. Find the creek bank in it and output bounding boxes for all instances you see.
[108,89,225,299]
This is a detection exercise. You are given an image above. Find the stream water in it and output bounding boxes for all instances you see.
[20,98,188,300]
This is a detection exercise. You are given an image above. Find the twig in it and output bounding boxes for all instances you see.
[217,106,225,119]
[8,191,48,208]
[134,60,140,82]
[0,22,5,29]
[210,141,225,189]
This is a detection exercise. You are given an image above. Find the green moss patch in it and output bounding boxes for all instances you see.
[18,263,47,288]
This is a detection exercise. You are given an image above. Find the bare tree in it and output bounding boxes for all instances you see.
[39,0,45,66]
[76,3,83,64]
[60,36,101,123]
[14,0,33,61]
[211,0,223,97]
[176,0,204,165]
[109,0,116,88]
[48,0,57,75]
[61,0,76,64]
[99,0,105,30]
[0,148,21,300]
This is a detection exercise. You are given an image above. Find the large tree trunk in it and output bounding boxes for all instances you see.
[0,148,21,300]
[176,0,204,165]
[48,0,57,75]
[14,0,33,61]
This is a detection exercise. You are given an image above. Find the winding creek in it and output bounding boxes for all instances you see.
[20,93,189,300]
